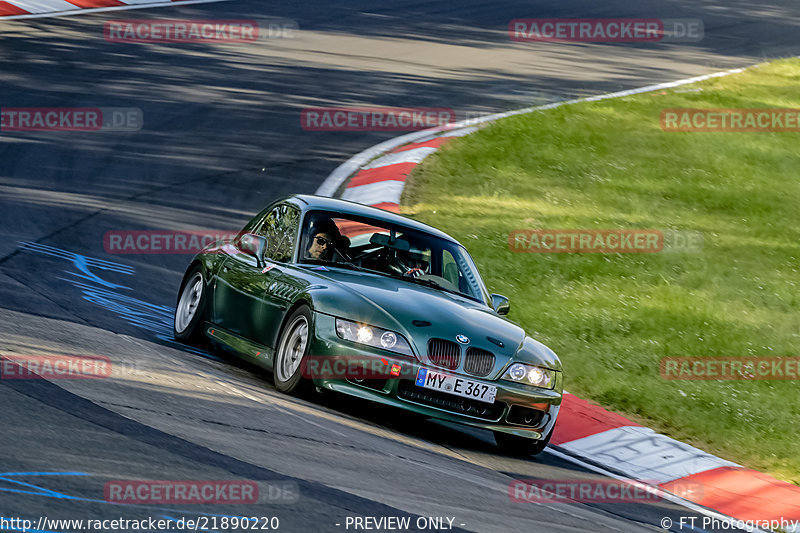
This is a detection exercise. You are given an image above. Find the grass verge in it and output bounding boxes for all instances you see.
[401,58,800,484]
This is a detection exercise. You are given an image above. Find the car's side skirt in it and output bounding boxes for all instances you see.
[204,322,276,371]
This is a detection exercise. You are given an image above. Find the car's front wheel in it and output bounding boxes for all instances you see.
[174,266,207,344]
[273,306,313,395]
[494,426,553,457]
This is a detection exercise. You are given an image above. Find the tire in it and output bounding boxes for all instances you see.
[273,306,313,395]
[173,265,207,344]
[494,426,553,457]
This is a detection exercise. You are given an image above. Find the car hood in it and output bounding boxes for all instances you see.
[306,268,561,374]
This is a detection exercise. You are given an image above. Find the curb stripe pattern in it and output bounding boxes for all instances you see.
[0,1,28,14]
[560,425,740,484]
[346,163,418,189]
[320,65,800,530]
[0,0,227,20]
[362,147,439,169]
[66,0,125,8]
[550,392,639,444]
[341,181,406,205]
[661,467,800,523]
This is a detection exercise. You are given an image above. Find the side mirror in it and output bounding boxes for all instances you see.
[491,294,510,315]
[239,233,267,266]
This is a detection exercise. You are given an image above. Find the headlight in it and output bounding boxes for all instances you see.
[335,318,413,357]
[502,363,556,389]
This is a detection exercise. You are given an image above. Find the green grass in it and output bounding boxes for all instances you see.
[401,58,800,484]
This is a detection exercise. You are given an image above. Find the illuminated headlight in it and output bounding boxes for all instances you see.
[357,326,373,343]
[502,363,556,389]
[335,318,413,356]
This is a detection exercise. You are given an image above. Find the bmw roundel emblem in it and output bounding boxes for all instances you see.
[456,335,470,344]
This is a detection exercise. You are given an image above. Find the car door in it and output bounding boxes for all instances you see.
[212,203,300,344]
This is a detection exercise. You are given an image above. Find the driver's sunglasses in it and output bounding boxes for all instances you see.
[314,236,333,247]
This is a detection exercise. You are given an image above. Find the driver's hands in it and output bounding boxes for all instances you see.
[404,268,425,278]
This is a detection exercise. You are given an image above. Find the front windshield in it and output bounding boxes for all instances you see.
[299,210,490,304]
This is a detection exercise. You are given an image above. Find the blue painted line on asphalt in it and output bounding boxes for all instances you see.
[0,474,263,521]
[0,488,80,498]
[0,476,80,499]
[0,473,89,477]
[62,277,224,361]
[16,241,223,362]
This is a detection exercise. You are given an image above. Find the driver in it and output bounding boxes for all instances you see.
[396,237,429,277]
[401,251,429,277]
[305,218,341,261]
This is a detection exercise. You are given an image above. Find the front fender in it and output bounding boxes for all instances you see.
[508,337,564,393]
[514,336,562,371]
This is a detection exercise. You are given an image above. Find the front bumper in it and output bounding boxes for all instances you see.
[309,312,562,440]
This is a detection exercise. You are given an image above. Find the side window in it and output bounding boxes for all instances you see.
[256,204,300,262]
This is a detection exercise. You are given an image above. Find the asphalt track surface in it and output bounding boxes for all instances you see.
[1,2,798,532]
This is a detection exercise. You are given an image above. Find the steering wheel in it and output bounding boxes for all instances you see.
[403,267,425,278]
[393,255,423,277]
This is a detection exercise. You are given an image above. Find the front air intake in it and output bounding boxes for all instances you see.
[427,338,460,370]
[464,347,495,377]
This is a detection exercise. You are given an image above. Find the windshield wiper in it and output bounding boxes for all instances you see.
[302,259,365,272]
[334,261,364,272]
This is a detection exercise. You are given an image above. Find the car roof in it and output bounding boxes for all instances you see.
[285,194,460,244]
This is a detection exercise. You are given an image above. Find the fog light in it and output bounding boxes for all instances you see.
[380,331,397,349]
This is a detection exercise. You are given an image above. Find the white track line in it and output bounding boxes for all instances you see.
[361,147,439,170]
[440,126,478,137]
[6,0,76,14]
[341,181,405,205]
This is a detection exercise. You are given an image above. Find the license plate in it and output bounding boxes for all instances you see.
[415,368,496,404]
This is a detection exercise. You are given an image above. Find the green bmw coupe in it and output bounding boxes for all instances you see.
[173,194,562,455]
